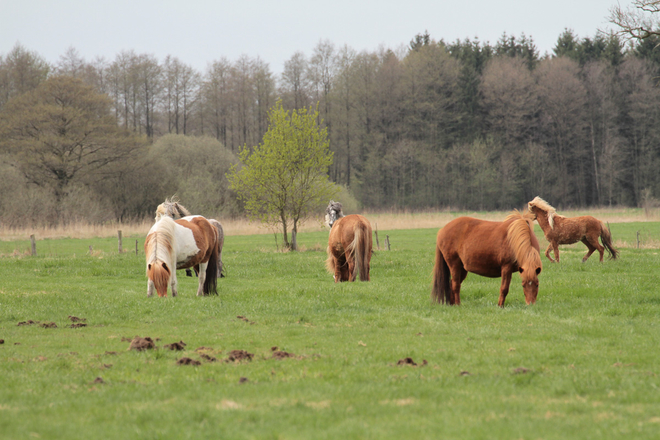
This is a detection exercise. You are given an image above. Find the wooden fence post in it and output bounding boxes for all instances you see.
[386,235,391,251]
[375,223,380,250]
[135,240,139,256]
[30,235,36,256]
[118,230,123,253]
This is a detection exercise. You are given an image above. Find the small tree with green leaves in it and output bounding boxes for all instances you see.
[227,100,338,250]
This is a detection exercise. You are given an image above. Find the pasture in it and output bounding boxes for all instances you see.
[1,220,659,439]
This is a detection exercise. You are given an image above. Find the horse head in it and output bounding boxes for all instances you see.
[155,197,191,221]
[325,200,344,228]
[519,264,542,305]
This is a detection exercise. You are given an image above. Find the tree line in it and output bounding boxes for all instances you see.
[1,28,660,227]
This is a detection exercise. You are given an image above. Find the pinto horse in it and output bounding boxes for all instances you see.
[145,215,219,297]
[325,201,373,282]
[154,198,225,278]
[432,211,542,307]
[527,196,618,263]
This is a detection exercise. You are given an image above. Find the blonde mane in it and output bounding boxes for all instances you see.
[155,196,191,221]
[145,216,176,267]
[527,196,564,229]
[505,210,542,268]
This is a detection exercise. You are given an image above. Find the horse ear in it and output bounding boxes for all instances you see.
[536,267,541,275]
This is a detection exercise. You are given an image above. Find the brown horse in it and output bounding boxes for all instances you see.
[432,211,542,307]
[527,196,618,263]
[145,215,219,297]
[325,202,373,282]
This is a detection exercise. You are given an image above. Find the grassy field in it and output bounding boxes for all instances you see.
[1,220,659,439]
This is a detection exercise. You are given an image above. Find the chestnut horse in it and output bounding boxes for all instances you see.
[432,211,542,307]
[145,215,219,297]
[325,201,373,282]
[527,196,618,263]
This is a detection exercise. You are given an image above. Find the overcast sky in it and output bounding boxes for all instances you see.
[1,0,632,75]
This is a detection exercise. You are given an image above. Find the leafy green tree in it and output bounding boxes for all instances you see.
[227,100,338,250]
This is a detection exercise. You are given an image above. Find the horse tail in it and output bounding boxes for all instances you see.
[431,244,452,304]
[348,226,361,281]
[600,222,619,260]
[203,232,220,295]
[353,219,371,281]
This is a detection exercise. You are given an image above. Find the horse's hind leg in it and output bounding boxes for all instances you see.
[449,266,467,305]
[581,236,603,262]
[544,243,556,263]
[196,263,207,296]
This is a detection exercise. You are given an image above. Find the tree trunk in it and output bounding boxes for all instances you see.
[291,220,298,251]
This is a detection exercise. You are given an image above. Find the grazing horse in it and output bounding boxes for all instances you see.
[325,201,373,282]
[527,196,618,263]
[145,215,219,297]
[154,198,225,278]
[155,196,190,221]
[432,211,542,307]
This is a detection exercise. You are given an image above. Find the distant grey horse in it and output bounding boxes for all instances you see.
[325,200,345,228]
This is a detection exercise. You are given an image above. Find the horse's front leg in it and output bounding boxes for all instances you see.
[498,269,512,307]
[170,270,178,297]
[147,279,155,297]
[196,263,207,296]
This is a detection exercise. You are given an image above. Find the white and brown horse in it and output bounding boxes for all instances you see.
[154,198,225,278]
[145,214,219,297]
[325,201,373,282]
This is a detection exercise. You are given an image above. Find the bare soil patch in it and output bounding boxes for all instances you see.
[396,357,427,366]
[225,350,253,362]
[164,341,187,351]
[128,336,155,351]
[272,350,296,360]
[176,357,201,366]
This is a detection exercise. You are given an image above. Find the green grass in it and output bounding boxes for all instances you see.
[1,224,659,439]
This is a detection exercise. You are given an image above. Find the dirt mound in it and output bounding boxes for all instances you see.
[225,350,253,362]
[0,339,4,344]
[200,353,217,362]
[68,316,86,322]
[236,315,255,325]
[512,367,530,374]
[239,377,248,383]
[70,323,87,328]
[93,377,104,384]
[164,341,187,351]
[272,351,296,360]
[396,357,428,367]
[176,357,201,366]
[40,322,57,328]
[128,336,155,351]
[17,320,38,326]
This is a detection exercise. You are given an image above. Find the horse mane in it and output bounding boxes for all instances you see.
[528,196,564,229]
[505,210,541,268]
[155,196,191,221]
[146,216,176,266]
